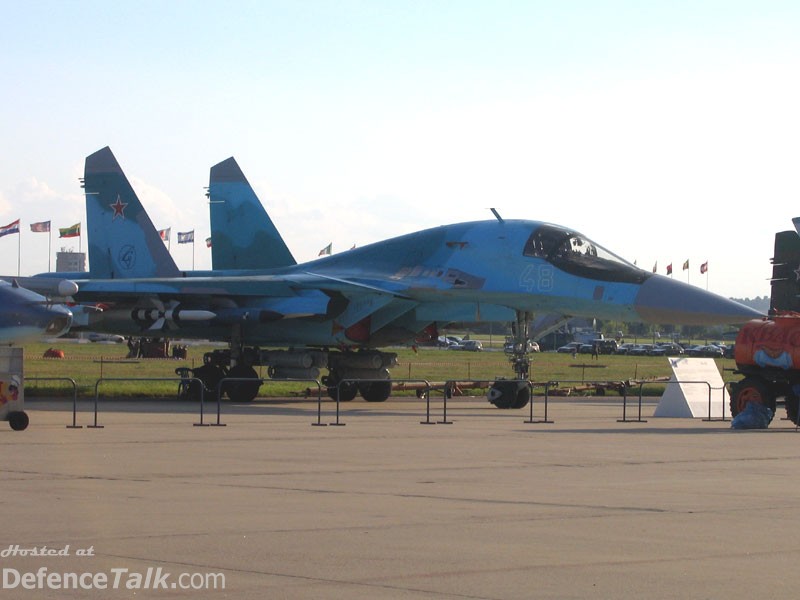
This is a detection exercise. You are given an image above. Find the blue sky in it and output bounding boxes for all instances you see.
[2,0,799,299]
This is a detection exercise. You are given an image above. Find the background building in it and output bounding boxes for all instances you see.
[55,250,86,273]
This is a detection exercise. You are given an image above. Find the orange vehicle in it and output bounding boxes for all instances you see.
[729,225,800,424]
[730,313,800,423]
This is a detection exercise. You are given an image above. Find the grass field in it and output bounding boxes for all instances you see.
[19,339,739,399]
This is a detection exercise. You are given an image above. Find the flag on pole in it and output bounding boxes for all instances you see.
[0,219,20,238]
[59,223,81,238]
[700,261,708,274]
[666,263,672,275]
[318,242,332,256]
[682,259,689,270]
[177,230,194,244]
[158,227,171,242]
[30,220,50,233]
[205,237,212,248]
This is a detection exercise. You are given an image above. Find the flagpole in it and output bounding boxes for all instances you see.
[48,228,52,272]
[192,238,195,270]
[17,228,20,277]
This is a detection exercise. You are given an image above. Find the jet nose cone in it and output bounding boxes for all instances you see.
[634,275,764,325]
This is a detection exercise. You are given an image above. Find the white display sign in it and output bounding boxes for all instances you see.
[653,357,728,418]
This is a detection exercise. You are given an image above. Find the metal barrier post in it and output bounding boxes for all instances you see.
[26,377,80,429]
[25,377,83,429]
[91,377,207,428]
[420,383,435,425]
[525,381,553,424]
[90,379,105,428]
[331,383,345,426]
[313,380,326,427]
[193,381,208,427]
[439,382,453,424]
[68,380,80,429]
[618,382,647,423]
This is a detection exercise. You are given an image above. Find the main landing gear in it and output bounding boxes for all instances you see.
[178,347,398,404]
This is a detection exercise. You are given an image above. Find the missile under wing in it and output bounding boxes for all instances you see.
[64,146,762,405]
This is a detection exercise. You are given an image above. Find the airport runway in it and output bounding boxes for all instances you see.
[2,395,800,599]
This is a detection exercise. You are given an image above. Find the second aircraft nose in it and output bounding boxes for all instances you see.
[633,275,764,326]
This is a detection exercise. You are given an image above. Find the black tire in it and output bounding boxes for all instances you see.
[8,411,29,431]
[359,381,392,402]
[730,377,775,417]
[327,382,358,402]
[224,365,261,403]
[489,380,529,409]
[511,385,531,409]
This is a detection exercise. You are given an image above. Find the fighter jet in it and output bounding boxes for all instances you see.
[0,279,73,343]
[54,146,762,406]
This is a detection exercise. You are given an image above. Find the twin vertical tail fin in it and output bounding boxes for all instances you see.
[83,147,180,279]
[770,224,800,314]
[208,157,296,270]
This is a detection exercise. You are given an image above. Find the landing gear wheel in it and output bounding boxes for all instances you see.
[730,377,775,417]
[325,370,358,402]
[488,381,530,409]
[224,365,261,403]
[511,385,531,409]
[8,411,29,431]
[328,382,358,402]
[359,381,392,402]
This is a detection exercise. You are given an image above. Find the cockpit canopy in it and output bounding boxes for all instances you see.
[523,224,648,284]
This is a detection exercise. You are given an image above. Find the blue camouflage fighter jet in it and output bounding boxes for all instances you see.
[59,147,762,406]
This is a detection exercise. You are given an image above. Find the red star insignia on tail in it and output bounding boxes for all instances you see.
[110,195,128,220]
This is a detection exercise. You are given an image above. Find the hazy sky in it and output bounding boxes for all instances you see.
[2,0,798,299]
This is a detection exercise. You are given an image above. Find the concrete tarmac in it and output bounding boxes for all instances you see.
[2,395,800,599]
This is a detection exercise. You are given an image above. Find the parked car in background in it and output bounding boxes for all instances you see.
[628,344,653,356]
[686,344,724,357]
[557,342,582,354]
[86,332,125,343]
[438,335,463,348]
[656,342,684,356]
[461,340,483,352]
[615,343,635,355]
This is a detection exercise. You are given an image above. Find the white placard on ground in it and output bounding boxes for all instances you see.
[653,357,728,418]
